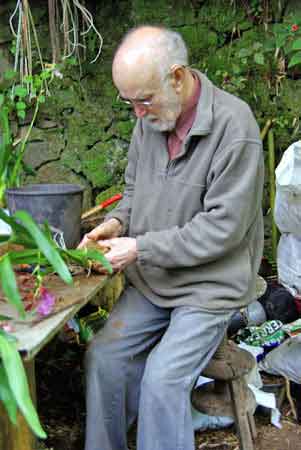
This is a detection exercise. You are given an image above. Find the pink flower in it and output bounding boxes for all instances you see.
[37,287,56,316]
[0,323,13,333]
[291,24,299,32]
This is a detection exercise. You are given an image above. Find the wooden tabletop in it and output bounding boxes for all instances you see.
[0,273,108,360]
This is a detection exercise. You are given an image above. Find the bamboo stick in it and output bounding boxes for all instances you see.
[268,129,278,263]
[260,118,273,142]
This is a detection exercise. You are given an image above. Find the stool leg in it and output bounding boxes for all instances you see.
[229,378,254,450]
[247,411,257,440]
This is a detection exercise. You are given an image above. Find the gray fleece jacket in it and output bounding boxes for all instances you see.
[106,71,264,312]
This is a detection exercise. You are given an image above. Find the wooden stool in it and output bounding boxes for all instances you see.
[191,335,257,450]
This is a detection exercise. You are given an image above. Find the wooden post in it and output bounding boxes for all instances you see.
[0,359,37,450]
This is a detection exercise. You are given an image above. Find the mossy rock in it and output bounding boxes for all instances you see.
[109,118,135,142]
[79,140,128,188]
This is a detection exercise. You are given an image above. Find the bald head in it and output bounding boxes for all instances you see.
[112,26,188,95]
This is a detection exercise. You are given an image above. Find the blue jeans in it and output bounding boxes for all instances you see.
[84,285,231,450]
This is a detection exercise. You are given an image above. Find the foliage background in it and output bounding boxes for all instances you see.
[0,0,301,215]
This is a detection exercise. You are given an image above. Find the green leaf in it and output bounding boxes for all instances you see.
[15,211,73,285]
[238,48,252,58]
[65,248,113,274]
[84,249,113,274]
[0,254,25,318]
[0,314,13,321]
[67,56,77,66]
[0,235,10,243]
[0,364,18,424]
[16,101,26,110]
[253,42,263,51]
[23,75,33,84]
[62,248,112,273]
[0,334,47,438]
[0,328,17,342]
[254,52,265,65]
[17,110,26,120]
[288,52,301,68]
[4,70,16,81]
[292,38,301,51]
[14,86,28,98]
[0,209,34,243]
[8,249,48,265]
[0,94,4,107]
[40,71,51,80]
[275,33,287,48]
[38,95,45,104]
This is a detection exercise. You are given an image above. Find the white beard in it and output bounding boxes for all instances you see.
[145,116,177,132]
[144,82,182,132]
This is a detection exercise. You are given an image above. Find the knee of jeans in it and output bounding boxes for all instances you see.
[85,337,110,371]
[141,359,175,393]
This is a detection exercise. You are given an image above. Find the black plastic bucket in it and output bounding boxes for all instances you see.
[6,184,84,248]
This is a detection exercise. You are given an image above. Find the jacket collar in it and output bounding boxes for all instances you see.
[188,70,214,137]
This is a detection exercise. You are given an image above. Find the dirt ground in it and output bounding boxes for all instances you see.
[36,338,301,450]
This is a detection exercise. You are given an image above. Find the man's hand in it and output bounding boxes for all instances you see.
[78,218,122,249]
[101,237,137,272]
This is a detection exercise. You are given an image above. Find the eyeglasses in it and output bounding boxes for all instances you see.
[116,65,188,108]
[116,93,153,107]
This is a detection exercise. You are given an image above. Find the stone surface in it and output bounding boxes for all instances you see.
[23,129,65,169]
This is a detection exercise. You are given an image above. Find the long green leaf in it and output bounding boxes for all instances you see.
[0,107,12,176]
[0,255,25,318]
[15,211,72,284]
[0,328,17,343]
[8,249,47,265]
[0,314,13,321]
[0,209,35,247]
[84,249,113,274]
[0,235,10,243]
[0,364,17,424]
[0,334,46,438]
[288,52,301,68]
[65,248,113,274]
[292,38,301,51]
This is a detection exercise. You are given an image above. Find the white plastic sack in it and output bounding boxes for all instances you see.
[275,140,301,193]
[274,141,301,293]
[259,335,301,384]
[277,234,301,294]
[274,140,301,234]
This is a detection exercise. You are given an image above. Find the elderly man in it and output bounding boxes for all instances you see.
[81,25,264,450]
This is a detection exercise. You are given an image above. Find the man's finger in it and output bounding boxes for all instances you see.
[77,234,91,249]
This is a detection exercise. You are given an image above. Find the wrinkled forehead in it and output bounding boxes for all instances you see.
[113,47,164,98]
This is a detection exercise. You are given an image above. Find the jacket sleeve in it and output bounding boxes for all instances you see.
[104,121,141,235]
[136,139,264,268]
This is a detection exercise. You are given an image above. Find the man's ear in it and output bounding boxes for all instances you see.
[170,65,186,93]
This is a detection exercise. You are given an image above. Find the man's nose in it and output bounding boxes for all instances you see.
[133,103,148,118]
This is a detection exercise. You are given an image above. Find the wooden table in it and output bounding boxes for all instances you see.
[0,272,109,450]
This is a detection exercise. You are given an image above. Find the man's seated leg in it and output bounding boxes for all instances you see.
[84,285,171,450]
[137,307,232,450]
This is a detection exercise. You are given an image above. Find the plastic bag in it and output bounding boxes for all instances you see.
[259,335,301,384]
[191,405,234,431]
[274,140,301,234]
[274,140,301,295]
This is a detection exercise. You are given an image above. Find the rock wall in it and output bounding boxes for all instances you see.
[1,0,301,210]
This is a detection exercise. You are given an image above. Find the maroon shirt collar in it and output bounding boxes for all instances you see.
[173,74,201,142]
